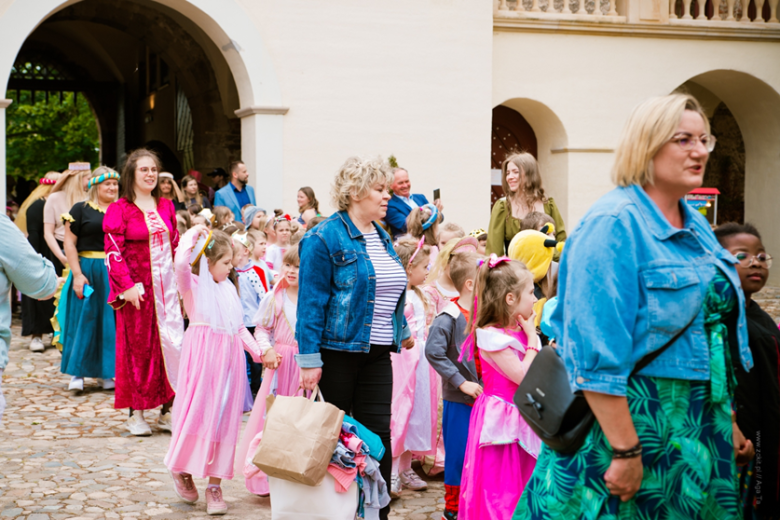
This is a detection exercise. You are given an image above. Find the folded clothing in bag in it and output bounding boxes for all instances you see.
[342,415,385,460]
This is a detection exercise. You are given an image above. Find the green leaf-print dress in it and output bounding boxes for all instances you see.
[514,270,741,520]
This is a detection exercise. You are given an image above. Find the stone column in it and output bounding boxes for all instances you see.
[0,99,12,207]
[234,105,289,213]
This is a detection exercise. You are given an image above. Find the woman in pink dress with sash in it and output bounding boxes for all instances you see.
[104,149,184,436]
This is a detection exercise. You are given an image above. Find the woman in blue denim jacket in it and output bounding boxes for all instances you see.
[296,156,413,520]
[515,94,754,520]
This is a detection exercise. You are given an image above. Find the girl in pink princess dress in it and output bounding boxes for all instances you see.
[164,225,272,516]
[458,256,542,520]
[234,246,300,496]
[389,237,440,496]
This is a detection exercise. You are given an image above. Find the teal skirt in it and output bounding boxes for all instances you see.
[60,257,117,379]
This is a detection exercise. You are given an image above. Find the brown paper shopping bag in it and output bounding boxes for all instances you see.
[253,386,344,486]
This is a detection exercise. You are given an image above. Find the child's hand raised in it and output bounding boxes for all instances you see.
[518,311,537,338]
[459,381,483,399]
[192,224,210,238]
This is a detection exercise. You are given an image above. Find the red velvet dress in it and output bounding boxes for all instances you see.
[104,198,184,410]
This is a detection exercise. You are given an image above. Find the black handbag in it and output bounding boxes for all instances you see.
[514,318,696,454]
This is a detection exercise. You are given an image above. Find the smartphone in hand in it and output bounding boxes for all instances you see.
[433,188,441,201]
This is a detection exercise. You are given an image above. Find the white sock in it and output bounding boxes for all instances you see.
[207,484,220,490]
[400,451,413,473]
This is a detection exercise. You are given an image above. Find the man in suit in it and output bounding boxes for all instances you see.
[213,161,256,224]
[385,167,444,239]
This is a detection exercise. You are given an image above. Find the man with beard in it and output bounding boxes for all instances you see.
[214,161,257,224]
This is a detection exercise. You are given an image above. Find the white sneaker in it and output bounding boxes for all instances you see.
[390,475,402,499]
[30,337,44,352]
[126,412,152,436]
[400,468,428,491]
[68,377,84,392]
[99,379,115,390]
[157,411,173,432]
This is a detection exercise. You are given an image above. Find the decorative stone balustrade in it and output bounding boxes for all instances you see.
[494,0,780,38]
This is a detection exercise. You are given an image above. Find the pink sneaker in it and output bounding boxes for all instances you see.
[206,486,228,515]
[170,472,198,504]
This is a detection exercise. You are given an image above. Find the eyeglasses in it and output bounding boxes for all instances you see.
[670,133,717,153]
[734,252,773,269]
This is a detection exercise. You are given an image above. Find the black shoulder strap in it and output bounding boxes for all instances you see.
[631,314,697,376]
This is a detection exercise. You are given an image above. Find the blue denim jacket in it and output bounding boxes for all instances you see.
[552,185,752,396]
[295,211,410,368]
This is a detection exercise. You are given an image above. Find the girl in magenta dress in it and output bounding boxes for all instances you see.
[235,246,299,496]
[165,226,266,515]
[458,256,542,520]
[104,149,184,435]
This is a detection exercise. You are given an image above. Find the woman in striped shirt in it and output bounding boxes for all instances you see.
[297,156,414,520]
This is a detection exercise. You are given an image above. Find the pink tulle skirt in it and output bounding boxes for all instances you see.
[458,393,538,520]
[235,342,301,495]
[164,325,248,479]
[390,343,440,458]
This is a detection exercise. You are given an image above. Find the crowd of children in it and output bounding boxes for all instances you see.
[8,161,779,520]
[144,181,566,518]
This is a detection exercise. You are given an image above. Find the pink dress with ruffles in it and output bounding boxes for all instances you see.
[234,282,301,495]
[458,327,541,520]
[164,228,263,480]
[391,290,441,459]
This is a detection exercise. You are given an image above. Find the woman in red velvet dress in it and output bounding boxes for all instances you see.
[104,149,184,436]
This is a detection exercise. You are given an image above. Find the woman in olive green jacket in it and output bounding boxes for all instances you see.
[486,152,566,256]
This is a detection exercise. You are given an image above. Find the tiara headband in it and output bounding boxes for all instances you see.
[469,228,486,239]
[421,204,439,231]
[190,230,215,266]
[87,171,120,189]
[273,214,292,228]
[232,231,251,249]
[408,236,426,267]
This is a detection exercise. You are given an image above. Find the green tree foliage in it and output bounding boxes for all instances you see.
[6,91,99,181]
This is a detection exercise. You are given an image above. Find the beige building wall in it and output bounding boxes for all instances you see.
[246,0,494,231]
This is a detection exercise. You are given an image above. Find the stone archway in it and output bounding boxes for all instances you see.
[494,98,570,222]
[0,0,285,209]
[490,105,539,206]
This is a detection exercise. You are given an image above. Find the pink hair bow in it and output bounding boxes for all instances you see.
[478,253,510,269]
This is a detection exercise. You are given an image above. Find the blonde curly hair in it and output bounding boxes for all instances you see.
[331,156,393,212]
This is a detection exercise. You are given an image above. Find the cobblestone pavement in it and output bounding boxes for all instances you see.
[4,285,780,520]
[0,320,445,520]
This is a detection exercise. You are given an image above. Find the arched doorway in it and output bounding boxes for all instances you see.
[490,105,538,206]
[1,0,285,209]
[675,71,780,281]
[6,0,241,177]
